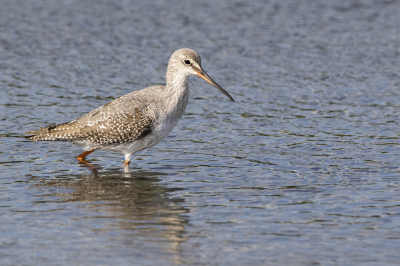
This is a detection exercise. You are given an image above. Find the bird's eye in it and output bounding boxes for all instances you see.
[184,59,191,65]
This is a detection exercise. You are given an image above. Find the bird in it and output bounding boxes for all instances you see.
[25,48,234,169]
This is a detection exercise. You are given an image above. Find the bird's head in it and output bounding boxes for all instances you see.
[167,48,234,102]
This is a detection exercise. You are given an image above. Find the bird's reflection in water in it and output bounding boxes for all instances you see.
[29,168,189,262]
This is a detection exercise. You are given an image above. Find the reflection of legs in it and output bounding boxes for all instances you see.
[77,149,96,164]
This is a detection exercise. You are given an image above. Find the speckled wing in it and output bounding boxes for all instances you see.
[25,92,153,145]
[78,108,152,145]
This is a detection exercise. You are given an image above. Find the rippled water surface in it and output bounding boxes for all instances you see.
[1,0,400,265]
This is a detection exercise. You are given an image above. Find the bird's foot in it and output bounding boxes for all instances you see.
[77,149,96,164]
[77,157,92,165]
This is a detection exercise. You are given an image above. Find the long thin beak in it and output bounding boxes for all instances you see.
[196,70,234,102]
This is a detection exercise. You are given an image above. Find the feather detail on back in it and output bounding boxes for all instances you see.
[25,90,153,145]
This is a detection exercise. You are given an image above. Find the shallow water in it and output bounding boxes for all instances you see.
[1,0,400,265]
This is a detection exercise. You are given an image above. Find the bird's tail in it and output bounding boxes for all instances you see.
[24,122,77,141]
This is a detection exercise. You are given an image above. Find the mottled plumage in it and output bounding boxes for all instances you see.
[26,96,152,145]
[25,48,234,168]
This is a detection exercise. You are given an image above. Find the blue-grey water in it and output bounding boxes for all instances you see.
[1,0,400,265]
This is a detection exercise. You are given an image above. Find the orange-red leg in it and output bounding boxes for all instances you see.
[124,154,131,168]
[123,160,130,173]
[77,149,96,164]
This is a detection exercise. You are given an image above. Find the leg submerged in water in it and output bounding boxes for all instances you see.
[124,154,131,167]
[77,149,96,164]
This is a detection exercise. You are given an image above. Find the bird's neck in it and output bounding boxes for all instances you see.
[163,68,190,118]
[166,67,189,102]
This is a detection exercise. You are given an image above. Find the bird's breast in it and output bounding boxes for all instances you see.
[150,88,189,140]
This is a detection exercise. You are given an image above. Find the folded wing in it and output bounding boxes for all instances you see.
[25,93,153,145]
